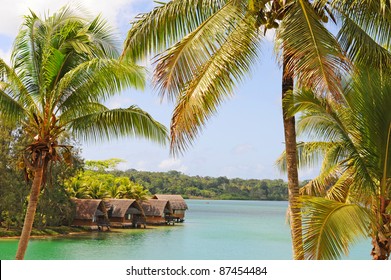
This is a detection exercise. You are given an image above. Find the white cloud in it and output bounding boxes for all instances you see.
[158,158,188,172]
[0,0,138,37]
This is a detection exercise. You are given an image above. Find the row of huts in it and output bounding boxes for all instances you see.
[71,195,188,229]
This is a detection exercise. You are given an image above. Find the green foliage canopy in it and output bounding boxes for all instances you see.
[65,169,150,200]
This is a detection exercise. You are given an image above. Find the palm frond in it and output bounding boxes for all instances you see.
[0,58,37,112]
[302,197,372,260]
[46,6,119,59]
[86,14,120,58]
[297,112,345,143]
[169,15,261,155]
[59,102,109,124]
[43,48,68,92]
[55,59,145,113]
[153,1,244,100]
[278,0,348,96]
[289,82,379,195]
[300,170,340,197]
[297,106,378,195]
[335,0,391,47]
[342,67,391,193]
[276,141,339,173]
[0,87,28,123]
[338,15,391,69]
[325,169,353,202]
[122,0,228,62]
[298,149,345,198]
[11,13,43,100]
[69,105,168,145]
[285,88,349,144]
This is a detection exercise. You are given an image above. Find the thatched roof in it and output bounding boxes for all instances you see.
[152,194,188,210]
[141,199,172,216]
[108,199,143,217]
[73,199,104,220]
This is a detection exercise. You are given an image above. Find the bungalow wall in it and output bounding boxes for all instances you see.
[72,215,107,227]
[109,214,146,227]
[145,216,166,225]
[172,209,185,220]
[108,217,125,227]
[109,217,125,223]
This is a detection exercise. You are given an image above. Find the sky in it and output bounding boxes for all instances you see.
[0,0,318,180]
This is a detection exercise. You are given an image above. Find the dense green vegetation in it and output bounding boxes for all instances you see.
[0,121,82,231]
[0,121,28,230]
[64,159,290,201]
[62,158,289,201]
[112,169,288,201]
[65,169,150,200]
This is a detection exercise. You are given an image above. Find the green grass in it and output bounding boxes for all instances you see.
[0,226,88,237]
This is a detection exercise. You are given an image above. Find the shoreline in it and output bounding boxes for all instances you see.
[0,226,92,240]
[0,224,174,240]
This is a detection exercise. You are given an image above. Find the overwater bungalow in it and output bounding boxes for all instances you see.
[107,199,146,228]
[71,199,110,230]
[152,194,188,222]
[140,199,173,225]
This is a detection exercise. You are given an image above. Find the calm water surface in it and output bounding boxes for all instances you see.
[0,200,371,260]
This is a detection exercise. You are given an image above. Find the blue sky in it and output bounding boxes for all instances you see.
[0,0,318,180]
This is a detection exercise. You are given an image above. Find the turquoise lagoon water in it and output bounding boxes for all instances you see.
[0,200,371,260]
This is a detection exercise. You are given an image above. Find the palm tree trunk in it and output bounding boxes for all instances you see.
[15,166,45,260]
[371,198,391,260]
[282,51,304,260]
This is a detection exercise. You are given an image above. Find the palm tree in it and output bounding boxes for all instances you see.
[0,6,167,260]
[122,0,391,259]
[277,65,391,259]
[64,175,88,199]
[121,0,369,259]
[121,182,150,201]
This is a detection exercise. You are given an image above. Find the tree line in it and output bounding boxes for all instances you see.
[111,169,289,201]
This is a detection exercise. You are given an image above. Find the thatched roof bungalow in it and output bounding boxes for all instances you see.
[72,199,109,229]
[140,199,172,225]
[107,199,146,228]
[152,194,188,222]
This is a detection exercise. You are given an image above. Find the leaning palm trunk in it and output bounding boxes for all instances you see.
[282,52,304,260]
[15,165,45,260]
